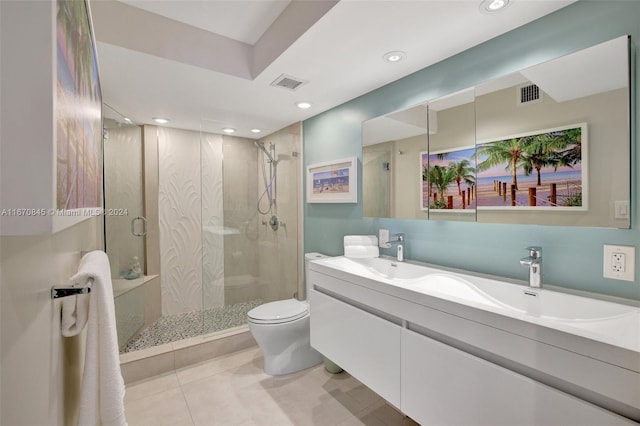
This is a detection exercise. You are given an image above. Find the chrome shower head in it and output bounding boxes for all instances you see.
[255,141,275,163]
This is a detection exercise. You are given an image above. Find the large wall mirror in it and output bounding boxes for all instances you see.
[424,88,476,222]
[362,103,429,220]
[362,35,630,228]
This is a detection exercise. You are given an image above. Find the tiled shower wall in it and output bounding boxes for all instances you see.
[255,123,302,303]
[158,127,209,315]
[156,124,301,316]
[157,128,259,315]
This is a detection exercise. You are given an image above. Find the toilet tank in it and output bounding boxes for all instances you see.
[304,253,329,299]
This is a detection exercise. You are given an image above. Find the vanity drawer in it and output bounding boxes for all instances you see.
[310,288,401,407]
[401,328,634,426]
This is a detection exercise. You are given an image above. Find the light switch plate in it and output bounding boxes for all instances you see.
[603,244,635,281]
[614,200,629,219]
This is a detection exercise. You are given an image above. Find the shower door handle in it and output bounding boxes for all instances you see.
[131,216,148,237]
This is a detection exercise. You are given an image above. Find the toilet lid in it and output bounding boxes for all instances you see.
[247,299,309,324]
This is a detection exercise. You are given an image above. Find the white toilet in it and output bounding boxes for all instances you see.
[247,253,327,375]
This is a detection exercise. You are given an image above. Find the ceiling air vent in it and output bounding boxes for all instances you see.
[518,83,543,105]
[270,74,307,91]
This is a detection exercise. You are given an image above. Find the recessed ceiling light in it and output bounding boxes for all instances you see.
[222,128,236,134]
[383,51,405,63]
[479,0,510,13]
[296,102,312,109]
[152,117,170,124]
[124,117,132,123]
[251,129,262,133]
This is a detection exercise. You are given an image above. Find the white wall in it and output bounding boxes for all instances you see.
[1,1,105,423]
[0,218,102,425]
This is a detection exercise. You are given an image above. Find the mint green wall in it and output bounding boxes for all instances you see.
[303,1,640,300]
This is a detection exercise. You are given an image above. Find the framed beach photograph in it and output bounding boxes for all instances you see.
[307,157,357,203]
[476,123,587,210]
[421,146,476,212]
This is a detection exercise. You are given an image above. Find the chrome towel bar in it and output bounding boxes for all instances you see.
[51,277,93,299]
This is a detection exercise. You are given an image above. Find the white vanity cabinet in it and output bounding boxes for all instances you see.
[308,257,639,425]
[401,328,630,426]
[310,288,401,407]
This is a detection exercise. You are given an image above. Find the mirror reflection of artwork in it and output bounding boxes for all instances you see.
[56,0,102,210]
[362,35,628,227]
[422,147,476,211]
[476,124,586,210]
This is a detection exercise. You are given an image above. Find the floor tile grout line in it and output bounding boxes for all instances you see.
[176,370,197,426]
[174,346,262,387]
[123,370,183,405]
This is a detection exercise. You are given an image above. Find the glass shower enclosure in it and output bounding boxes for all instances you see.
[103,104,147,350]
[104,110,301,354]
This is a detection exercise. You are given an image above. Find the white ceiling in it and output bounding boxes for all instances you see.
[119,0,292,45]
[90,0,576,139]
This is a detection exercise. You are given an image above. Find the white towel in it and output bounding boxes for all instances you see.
[61,279,90,337]
[344,235,379,258]
[344,245,380,258]
[344,235,378,246]
[63,250,127,426]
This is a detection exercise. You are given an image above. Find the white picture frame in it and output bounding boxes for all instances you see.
[307,157,358,203]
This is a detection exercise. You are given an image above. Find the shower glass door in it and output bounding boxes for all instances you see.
[200,120,301,336]
[103,103,146,350]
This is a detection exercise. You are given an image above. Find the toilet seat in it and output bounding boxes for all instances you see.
[247,299,309,324]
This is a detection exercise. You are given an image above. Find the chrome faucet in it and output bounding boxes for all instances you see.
[385,233,405,262]
[520,246,542,288]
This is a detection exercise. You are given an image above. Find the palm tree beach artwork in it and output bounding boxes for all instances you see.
[475,124,586,209]
[422,147,476,211]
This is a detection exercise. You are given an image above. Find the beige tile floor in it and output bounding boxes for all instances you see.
[124,346,419,426]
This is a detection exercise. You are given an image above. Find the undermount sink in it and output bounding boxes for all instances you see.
[409,273,517,311]
[321,256,432,282]
[416,272,634,318]
[312,255,640,352]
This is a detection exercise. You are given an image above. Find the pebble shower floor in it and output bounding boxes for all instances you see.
[122,299,263,353]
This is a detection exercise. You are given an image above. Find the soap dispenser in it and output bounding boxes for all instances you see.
[123,256,142,280]
[130,256,142,274]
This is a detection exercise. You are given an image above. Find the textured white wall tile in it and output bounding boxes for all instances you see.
[158,127,205,316]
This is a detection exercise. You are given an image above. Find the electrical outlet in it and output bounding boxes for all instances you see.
[611,253,625,273]
[603,245,635,281]
[379,229,389,248]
